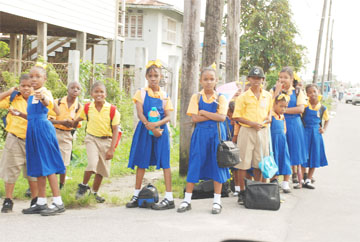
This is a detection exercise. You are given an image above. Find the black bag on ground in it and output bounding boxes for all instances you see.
[216,122,241,168]
[184,180,231,199]
[244,179,280,211]
[138,184,159,208]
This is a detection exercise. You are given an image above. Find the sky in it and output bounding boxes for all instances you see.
[162,0,360,85]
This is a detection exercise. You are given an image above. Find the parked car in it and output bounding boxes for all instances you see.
[352,90,360,105]
[345,88,357,103]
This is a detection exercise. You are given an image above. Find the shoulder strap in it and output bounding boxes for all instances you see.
[109,105,117,133]
[301,107,307,127]
[57,98,62,106]
[75,102,81,114]
[319,105,326,127]
[9,90,20,104]
[84,102,91,121]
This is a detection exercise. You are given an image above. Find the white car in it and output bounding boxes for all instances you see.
[345,88,357,103]
[352,90,360,105]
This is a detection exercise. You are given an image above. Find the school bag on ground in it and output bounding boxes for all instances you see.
[183,180,231,199]
[244,179,280,211]
[83,102,122,148]
[138,184,159,208]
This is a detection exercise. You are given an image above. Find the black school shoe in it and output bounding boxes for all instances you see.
[30,197,38,207]
[211,203,222,215]
[126,196,138,208]
[303,181,315,189]
[177,201,191,213]
[75,184,90,199]
[151,198,175,210]
[22,204,48,214]
[40,203,65,216]
[1,198,14,213]
[24,188,31,198]
[237,191,245,205]
[93,193,105,203]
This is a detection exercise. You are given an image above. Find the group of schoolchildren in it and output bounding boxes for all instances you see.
[0,61,329,216]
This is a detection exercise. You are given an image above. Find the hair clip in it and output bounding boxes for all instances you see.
[210,62,216,70]
[277,93,290,102]
[146,60,162,69]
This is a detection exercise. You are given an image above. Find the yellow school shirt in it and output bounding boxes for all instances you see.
[304,102,329,121]
[187,90,228,116]
[0,95,28,139]
[79,101,120,137]
[133,87,174,111]
[272,111,287,133]
[233,89,272,127]
[53,96,82,131]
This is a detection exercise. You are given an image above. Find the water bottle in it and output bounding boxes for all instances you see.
[148,107,160,135]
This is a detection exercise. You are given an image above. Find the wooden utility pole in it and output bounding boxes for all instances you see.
[226,0,241,83]
[321,0,332,94]
[327,20,334,86]
[313,0,328,84]
[201,0,224,72]
[180,0,201,176]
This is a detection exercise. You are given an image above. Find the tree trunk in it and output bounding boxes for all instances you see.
[180,0,201,176]
[226,0,241,83]
[201,0,224,73]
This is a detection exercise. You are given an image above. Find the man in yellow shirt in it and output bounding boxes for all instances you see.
[0,74,38,213]
[232,66,272,205]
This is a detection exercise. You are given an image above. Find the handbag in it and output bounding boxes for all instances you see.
[216,121,241,168]
[244,179,280,211]
[258,127,278,179]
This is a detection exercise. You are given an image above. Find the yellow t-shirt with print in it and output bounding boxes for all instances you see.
[233,89,272,127]
[79,101,120,137]
[133,87,174,111]
[0,94,28,139]
[187,90,228,116]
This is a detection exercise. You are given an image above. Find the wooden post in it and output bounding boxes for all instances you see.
[68,50,80,83]
[201,0,224,73]
[180,0,201,176]
[91,45,95,88]
[321,0,332,94]
[313,0,328,84]
[107,40,115,78]
[9,34,17,74]
[16,35,23,75]
[37,22,47,61]
[76,32,87,60]
[133,47,148,126]
[327,20,334,85]
[169,55,180,127]
[226,0,241,83]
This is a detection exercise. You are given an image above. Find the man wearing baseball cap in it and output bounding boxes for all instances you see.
[232,66,272,205]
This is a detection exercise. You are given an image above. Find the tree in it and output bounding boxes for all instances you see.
[239,0,306,76]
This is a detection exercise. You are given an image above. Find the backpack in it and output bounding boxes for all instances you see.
[302,105,326,128]
[1,90,20,129]
[83,102,122,149]
[138,184,159,208]
[183,180,231,199]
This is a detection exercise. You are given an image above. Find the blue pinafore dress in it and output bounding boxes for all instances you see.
[26,96,65,177]
[271,116,292,175]
[284,90,307,166]
[186,95,230,184]
[302,106,328,168]
[128,91,170,169]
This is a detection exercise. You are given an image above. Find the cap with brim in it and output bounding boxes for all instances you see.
[247,66,265,78]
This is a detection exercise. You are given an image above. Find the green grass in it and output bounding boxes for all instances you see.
[154,171,187,199]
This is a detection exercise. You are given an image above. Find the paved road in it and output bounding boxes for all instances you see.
[1,102,359,242]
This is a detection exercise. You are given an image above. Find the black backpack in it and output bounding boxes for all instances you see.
[138,184,159,208]
[183,180,231,199]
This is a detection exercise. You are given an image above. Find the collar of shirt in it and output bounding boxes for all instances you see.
[89,100,110,110]
[59,96,78,110]
[284,86,295,95]
[247,88,267,99]
[145,86,163,99]
[272,111,284,120]
[306,101,321,111]
[200,89,218,102]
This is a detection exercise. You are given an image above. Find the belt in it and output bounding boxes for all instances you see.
[88,133,111,139]
[10,133,25,141]
[55,128,72,132]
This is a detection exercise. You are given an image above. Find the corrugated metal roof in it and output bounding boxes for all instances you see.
[125,0,170,6]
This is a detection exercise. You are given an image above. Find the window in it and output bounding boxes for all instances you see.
[163,17,177,44]
[123,15,143,39]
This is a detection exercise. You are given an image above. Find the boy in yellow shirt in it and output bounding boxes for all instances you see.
[232,66,272,205]
[0,74,38,213]
[73,82,120,203]
[50,81,82,189]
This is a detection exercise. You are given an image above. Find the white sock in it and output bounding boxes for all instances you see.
[305,178,311,184]
[164,192,173,201]
[134,189,140,197]
[282,181,290,189]
[36,197,47,206]
[53,196,63,205]
[213,193,221,209]
[180,192,192,208]
[235,186,240,192]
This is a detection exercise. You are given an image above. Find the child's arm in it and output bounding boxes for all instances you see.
[52,100,61,116]
[135,101,150,129]
[234,117,263,131]
[50,119,74,128]
[285,104,304,114]
[72,116,84,128]
[191,114,210,123]
[106,124,119,160]
[319,120,329,134]
[9,108,27,120]
[0,87,17,101]
[145,109,172,130]
[198,110,226,122]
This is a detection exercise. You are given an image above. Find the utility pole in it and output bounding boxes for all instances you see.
[321,0,332,94]
[180,0,201,176]
[313,0,328,84]
[327,20,334,87]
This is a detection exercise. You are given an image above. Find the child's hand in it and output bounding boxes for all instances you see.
[105,149,115,160]
[232,135,238,144]
[274,80,282,95]
[198,110,206,116]
[72,121,79,128]
[145,122,158,130]
[62,119,73,128]
[9,108,21,116]
[34,90,44,101]
[152,128,164,137]
[251,122,264,131]
[319,127,326,134]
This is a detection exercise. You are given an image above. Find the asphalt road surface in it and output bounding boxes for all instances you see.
[1,102,359,242]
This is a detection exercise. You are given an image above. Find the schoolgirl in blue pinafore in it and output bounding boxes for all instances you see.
[302,106,328,168]
[284,89,307,166]
[128,90,170,170]
[271,114,292,175]
[26,95,65,177]
[187,95,230,184]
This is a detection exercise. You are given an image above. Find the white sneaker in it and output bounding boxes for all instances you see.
[281,181,291,193]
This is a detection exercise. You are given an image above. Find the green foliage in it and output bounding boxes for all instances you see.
[265,70,279,90]
[239,0,306,75]
[0,41,9,58]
